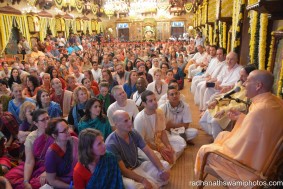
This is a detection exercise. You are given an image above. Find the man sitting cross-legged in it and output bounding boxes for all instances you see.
[106,110,170,189]
[134,90,182,164]
[159,86,198,145]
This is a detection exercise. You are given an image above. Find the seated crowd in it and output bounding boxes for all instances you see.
[0,37,194,189]
[0,33,282,189]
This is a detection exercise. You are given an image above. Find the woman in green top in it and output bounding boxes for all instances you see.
[96,81,115,114]
[78,98,113,139]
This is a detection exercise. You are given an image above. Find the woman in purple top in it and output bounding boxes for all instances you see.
[45,118,78,188]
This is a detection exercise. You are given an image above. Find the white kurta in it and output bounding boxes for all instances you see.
[159,101,198,141]
[107,99,139,127]
[191,57,218,94]
[147,81,168,101]
[187,52,208,79]
[91,68,102,82]
[201,64,242,111]
[134,109,166,146]
[132,91,143,107]
[134,109,186,161]
[194,60,226,105]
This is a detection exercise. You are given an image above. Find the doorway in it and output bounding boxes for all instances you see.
[171,21,185,39]
[117,23,129,41]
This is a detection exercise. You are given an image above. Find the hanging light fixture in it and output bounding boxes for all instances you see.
[103,0,128,19]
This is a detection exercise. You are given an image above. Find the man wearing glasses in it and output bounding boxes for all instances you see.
[159,86,198,146]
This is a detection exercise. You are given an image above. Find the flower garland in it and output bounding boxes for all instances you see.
[75,0,84,13]
[267,32,275,71]
[209,25,213,45]
[231,0,238,49]
[249,11,258,64]
[204,1,208,24]
[254,13,261,68]
[258,13,268,70]
[218,22,223,47]
[277,59,283,97]
[54,0,64,9]
[214,21,219,46]
[232,0,245,53]
[204,24,209,44]
[227,26,231,52]
[223,22,227,49]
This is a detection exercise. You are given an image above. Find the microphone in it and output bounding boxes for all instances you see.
[222,86,241,98]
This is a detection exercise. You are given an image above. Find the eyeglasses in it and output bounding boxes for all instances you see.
[38,117,50,122]
[58,128,69,134]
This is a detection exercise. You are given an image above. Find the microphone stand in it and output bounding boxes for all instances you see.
[227,96,251,114]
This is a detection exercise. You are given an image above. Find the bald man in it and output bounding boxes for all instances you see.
[195,70,283,186]
[198,52,242,111]
[105,110,170,189]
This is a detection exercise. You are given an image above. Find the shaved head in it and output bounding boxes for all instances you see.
[51,78,61,85]
[112,110,128,124]
[251,70,274,92]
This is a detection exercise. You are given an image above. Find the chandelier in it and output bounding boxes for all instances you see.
[104,0,129,19]
[130,0,157,14]
[103,0,173,20]
[129,0,172,20]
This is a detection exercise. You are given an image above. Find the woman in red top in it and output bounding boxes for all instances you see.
[82,78,99,98]
[73,129,123,189]
[83,70,99,89]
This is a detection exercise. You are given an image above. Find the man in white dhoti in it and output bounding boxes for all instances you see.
[193,48,226,106]
[187,45,208,81]
[188,45,210,81]
[134,90,178,164]
[159,86,198,145]
[199,52,242,111]
[191,45,218,94]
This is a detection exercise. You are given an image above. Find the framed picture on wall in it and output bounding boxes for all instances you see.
[269,30,283,98]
